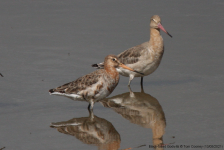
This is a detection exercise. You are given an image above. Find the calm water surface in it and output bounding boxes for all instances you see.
[0,1,224,150]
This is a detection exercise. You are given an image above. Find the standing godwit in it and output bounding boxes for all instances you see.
[92,15,172,87]
[49,55,143,110]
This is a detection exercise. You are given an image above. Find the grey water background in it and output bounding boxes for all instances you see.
[0,0,224,149]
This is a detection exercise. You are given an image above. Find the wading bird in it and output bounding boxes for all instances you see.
[92,15,172,87]
[49,55,143,110]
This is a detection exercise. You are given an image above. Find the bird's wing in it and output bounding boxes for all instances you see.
[51,69,105,94]
[91,42,148,68]
[117,42,147,65]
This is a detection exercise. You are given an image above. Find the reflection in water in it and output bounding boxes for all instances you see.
[101,87,166,150]
[50,110,120,150]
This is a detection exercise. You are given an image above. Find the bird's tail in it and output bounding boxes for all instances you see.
[91,62,104,69]
[49,88,56,94]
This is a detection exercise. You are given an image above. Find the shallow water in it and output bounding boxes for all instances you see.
[0,1,224,150]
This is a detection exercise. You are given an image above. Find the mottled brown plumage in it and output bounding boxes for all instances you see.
[50,69,105,94]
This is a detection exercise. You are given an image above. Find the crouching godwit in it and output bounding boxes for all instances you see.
[49,55,143,110]
[92,15,172,87]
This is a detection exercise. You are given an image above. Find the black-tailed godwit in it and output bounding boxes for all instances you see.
[92,15,172,87]
[49,55,143,109]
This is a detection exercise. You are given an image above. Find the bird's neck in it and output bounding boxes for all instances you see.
[149,28,164,52]
[104,65,119,82]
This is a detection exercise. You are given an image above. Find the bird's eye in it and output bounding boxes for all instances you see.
[152,19,156,23]
[112,58,116,61]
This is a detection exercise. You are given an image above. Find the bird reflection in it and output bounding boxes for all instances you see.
[50,110,121,150]
[100,87,166,150]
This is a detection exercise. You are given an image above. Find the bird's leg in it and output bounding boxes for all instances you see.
[141,77,144,92]
[128,86,135,97]
[141,77,143,86]
[128,75,134,86]
[88,104,91,110]
[88,108,94,121]
[128,85,132,93]
[88,100,94,110]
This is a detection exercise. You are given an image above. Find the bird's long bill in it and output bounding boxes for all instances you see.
[158,23,172,38]
[119,64,144,75]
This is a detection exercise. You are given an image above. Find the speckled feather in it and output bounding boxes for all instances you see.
[50,69,109,94]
